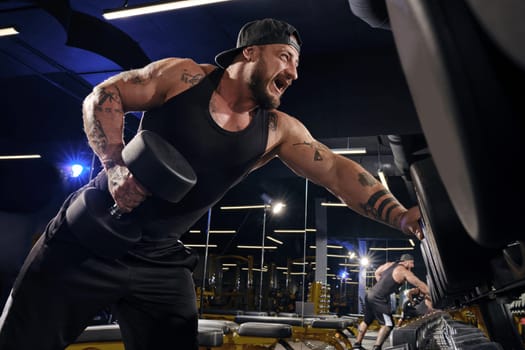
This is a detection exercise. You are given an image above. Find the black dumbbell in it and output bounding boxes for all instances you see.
[66,130,197,259]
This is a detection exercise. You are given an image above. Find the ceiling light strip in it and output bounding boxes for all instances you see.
[237,245,278,250]
[320,202,346,207]
[266,236,283,245]
[104,0,233,20]
[378,170,389,190]
[369,247,414,251]
[331,147,367,155]
[273,229,316,233]
[0,154,41,160]
[220,204,267,210]
[0,27,18,37]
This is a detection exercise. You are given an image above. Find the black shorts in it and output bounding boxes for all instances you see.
[363,294,394,327]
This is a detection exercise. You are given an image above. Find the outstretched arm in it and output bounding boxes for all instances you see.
[274,113,422,237]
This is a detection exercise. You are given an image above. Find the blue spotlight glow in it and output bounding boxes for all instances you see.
[70,164,84,178]
[339,270,349,280]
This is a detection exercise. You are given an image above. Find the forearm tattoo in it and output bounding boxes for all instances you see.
[85,87,123,156]
[358,172,377,187]
[360,189,402,226]
[87,119,108,153]
[292,141,329,161]
[384,203,401,224]
[181,69,204,85]
[107,164,128,189]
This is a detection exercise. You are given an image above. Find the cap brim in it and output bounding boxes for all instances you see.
[215,47,243,68]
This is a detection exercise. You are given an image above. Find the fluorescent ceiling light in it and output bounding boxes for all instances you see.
[103,0,233,19]
[320,202,346,207]
[0,154,41,160]
[378,170,389,190]
[266,236,283,245]
[327,254,351,258]
[188,229,235,233]
[237,245,277,249]
[309,245,343,249]
[369,247,414,251]
[331,147,367,155]
[0,27,18,37]
[220,204,267,210]
[273,229,316,233]
[185,244,217,248]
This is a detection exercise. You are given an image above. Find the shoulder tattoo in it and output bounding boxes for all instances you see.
[120,67,153,84]
[181,69,204,86]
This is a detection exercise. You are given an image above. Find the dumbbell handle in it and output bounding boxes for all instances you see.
[109,203,125,219]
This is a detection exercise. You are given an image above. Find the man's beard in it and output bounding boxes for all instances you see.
[249,63,280,110]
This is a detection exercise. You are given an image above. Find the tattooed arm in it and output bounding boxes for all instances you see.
[82,58,211,212]
[271,111,422,238]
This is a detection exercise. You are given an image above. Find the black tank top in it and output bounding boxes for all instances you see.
[368,262,403,300]
[91,68,270,241]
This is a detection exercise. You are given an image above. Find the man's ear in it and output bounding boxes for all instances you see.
[242,46,256,62]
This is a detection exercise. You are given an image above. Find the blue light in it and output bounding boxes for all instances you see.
[339,270,348,280]
[70,164,84,178]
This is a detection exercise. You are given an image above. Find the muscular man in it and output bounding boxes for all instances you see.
[353,254,430,350]
[0,18,422,350]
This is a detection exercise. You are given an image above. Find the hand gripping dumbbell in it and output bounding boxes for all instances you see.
[66,130,197,259]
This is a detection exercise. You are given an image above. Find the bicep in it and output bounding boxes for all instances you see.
[97,58,201,112]
[276,119,339,186]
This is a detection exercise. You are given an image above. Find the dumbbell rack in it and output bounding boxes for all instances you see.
[307,281,331,315]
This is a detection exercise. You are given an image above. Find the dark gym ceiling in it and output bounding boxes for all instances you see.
[0,0,426,270]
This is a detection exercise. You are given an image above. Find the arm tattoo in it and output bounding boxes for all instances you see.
[120,67,153,84]
[292,141,327,161]
[358,172,377,187]
[359,189,388,219]
[384,203,400,224]
[377,197,395,219]
[98,87,121,106]
[87,119,108,153]
[268,112,277,131]
[181,70,204,85]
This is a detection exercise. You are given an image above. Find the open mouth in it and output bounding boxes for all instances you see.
[273,76,288,94]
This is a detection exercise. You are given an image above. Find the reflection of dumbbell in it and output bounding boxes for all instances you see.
[66,130,197,259]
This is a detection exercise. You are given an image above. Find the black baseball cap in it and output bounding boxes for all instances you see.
[215,18,302,69]
[400,253,414,262]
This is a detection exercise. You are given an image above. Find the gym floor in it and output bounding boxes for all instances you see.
[272,330,384,349]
